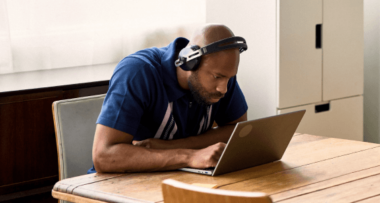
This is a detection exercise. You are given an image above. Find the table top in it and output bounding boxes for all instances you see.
[52,134,380,203]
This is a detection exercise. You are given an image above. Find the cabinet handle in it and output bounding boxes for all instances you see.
[316,24,322,49]
[315,103,329,113]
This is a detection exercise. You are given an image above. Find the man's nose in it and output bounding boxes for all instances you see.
[216,80,228,95]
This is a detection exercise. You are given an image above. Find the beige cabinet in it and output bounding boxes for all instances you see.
[206,0,363,140]
[278,96,363,141]
[323,0,364,101]
[279,0,322,108]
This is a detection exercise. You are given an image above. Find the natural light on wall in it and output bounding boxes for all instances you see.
[0,0,205,91]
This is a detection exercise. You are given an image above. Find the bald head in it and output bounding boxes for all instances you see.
[190,24,235,47]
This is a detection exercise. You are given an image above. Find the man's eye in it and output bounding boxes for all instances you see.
[213,75,220,79]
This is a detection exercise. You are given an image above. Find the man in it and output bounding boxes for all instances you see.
[88,24,248,173]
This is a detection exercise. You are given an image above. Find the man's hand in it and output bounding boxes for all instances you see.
[133,139,226,169]
[187,142,226,169]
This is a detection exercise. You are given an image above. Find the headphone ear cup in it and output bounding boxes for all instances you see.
[189,45,201,71]
[177,45,201,71]
[185,57,200,71]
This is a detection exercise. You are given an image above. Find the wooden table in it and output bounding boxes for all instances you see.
[52,134,380,203]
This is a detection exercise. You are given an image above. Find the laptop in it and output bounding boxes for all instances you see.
[179,110,306,176]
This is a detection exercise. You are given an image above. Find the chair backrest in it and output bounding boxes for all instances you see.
[162,179,273,203]
[52,94,105,180]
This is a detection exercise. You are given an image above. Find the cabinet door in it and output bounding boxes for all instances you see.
[278,0,322,109]
[278,96,363,141]
[323,0,364,101]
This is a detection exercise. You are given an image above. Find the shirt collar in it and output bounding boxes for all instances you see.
[161,37,189,102]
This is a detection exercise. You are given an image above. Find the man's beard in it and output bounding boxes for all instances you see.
[188,71,224,106]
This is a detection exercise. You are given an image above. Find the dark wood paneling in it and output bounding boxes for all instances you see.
[0,82,108,195]
[63,86,109,99]
[0,177,57,196]
[0,91,62,186]
[2,191,57,203]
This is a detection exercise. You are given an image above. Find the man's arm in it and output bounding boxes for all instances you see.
[133,112,247,149]
[92,124,226,173]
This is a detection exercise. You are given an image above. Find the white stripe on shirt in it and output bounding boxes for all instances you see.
[154,102,173,139]
[163,116,174,139]
[206,105,213,130]
[168,123,177,140]
[198,117,205,135]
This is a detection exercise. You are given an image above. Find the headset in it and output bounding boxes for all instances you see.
[175,36,247,71]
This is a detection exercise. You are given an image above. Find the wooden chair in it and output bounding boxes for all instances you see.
[162,179,273,203]
[52,94,106,203]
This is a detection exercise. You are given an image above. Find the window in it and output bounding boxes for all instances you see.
[0,0,205,92]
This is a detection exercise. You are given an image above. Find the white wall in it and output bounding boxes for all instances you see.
[364,0,380,143]
[206,0,278,120]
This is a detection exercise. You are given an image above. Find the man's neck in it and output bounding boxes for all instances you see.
[176,66,190,90]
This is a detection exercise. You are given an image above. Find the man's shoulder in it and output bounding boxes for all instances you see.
[128,46,165,67]
[112,48,164,80]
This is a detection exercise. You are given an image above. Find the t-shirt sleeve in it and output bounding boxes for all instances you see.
[214,76,248,125]
[96,57,158,136]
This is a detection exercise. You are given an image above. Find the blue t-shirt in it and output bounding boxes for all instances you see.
[88,37,248,173]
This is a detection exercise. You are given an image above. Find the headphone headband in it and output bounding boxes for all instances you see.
[175,36,247,70]
[201,36,247,55]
